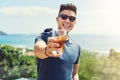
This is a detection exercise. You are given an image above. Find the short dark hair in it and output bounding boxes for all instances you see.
[59,3,77,15]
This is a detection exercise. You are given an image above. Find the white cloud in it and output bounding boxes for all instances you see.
[75,8,120,35]
[0,6,57,16]
[80,9,104,15]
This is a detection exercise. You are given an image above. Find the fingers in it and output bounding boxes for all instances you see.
[48,42,60,48]
[45,45,63,57]
[46,37,63,57]
[47,37,60,48]
[48,37,56,43]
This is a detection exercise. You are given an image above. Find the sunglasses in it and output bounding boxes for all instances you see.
[58,14,76,22]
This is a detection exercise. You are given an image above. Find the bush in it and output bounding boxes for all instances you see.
[79,49,120,80]
[0,44,37,80]
[79,49,99,80]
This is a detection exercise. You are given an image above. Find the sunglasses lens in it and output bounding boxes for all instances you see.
[60,14,68,20]
[69,16,76,22]
[59,14,76,22]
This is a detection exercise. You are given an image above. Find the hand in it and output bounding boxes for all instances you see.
[45,37,63,57]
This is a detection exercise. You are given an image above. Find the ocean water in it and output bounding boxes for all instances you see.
[0,34,37,49]
[72,35,120,53]
[0,34,120,52]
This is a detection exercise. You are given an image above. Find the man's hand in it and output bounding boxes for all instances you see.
[45,37,63,57]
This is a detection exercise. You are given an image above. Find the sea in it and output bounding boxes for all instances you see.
[0,34,120,55]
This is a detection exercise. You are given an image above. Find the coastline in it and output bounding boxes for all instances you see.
[0,44,110,57]
[0,44,35,56]
[0,43,111,56]
[1,33,120,54]
[1,43,120,58]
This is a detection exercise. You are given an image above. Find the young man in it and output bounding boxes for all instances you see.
[34,3,80,80]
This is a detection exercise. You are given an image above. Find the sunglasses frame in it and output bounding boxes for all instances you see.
[58,14,76,22]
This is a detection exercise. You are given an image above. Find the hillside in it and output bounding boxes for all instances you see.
[0,31,7,35]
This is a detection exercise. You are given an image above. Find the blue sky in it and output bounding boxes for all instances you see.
[0,0,120,35]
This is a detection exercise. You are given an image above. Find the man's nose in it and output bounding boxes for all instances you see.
[65,18,70,22]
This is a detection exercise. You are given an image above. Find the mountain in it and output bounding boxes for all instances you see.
[0,31,7,35]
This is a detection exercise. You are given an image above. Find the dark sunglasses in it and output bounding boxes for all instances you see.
[58,14,76,22]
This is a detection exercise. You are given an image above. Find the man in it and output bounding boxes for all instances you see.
[34,3,80,80]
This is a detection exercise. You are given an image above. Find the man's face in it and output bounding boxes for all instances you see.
[56,10,76,34]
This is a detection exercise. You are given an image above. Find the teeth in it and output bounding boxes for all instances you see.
[63,23,70,28]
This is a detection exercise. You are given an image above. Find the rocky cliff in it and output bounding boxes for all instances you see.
[0,31,7,35]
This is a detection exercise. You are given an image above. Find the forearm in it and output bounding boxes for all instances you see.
[72,64,79,80]
[34,41,48,59]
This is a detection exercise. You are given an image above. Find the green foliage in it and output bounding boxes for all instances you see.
[95,49,120,80]
[0,44,37,80]
[79,49,99,80]
[79,49,120,80]
[1,44,120,80]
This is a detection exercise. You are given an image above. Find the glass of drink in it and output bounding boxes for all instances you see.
[52,29,67,54]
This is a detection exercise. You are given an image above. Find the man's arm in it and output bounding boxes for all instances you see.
[34,37,63,59]
[72,64,79,80]
[34,40,48,59]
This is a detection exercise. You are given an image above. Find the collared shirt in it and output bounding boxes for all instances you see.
[35,30,80,80]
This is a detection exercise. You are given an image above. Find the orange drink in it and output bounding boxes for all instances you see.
[52,29,67,54]
[55,35,67,51]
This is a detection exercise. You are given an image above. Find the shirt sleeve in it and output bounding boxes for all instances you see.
[74,45,81,64]
[34,32,52,44]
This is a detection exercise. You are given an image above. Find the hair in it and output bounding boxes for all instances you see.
[58,3,77,15]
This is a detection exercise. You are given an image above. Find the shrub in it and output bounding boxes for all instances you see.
[0,44,37,80]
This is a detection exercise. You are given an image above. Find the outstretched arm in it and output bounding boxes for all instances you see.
[34,37,64,59]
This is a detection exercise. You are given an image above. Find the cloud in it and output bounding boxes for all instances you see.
[77,7,120,35]
[0,6,57,16]
[80,9,105,15]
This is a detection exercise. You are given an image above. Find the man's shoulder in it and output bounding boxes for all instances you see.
[68,37,81,51]
[43,28,53,32]
[35,28,52,43]
[68,36,80,47]
[37,28,52,37]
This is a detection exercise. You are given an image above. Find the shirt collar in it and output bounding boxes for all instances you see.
[66,37,73,44]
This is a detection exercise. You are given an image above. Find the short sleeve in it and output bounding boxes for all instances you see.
[74,45,81,64]
[34,32,52,44]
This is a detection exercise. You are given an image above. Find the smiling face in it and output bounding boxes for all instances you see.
[56,10,76,34]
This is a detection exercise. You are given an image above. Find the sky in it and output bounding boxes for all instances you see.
[0,0,120,35]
